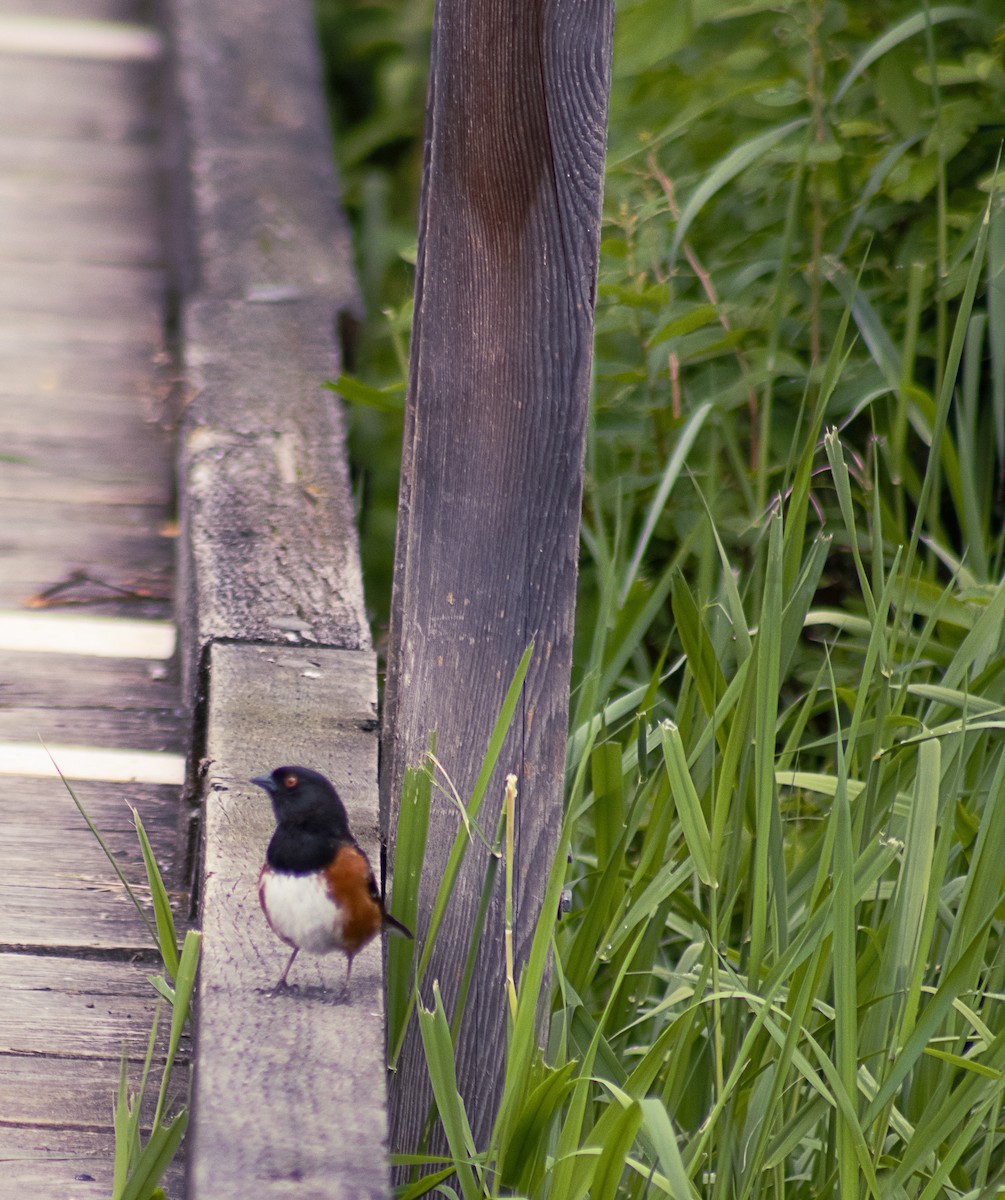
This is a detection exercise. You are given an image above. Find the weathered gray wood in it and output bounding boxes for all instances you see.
[0,4,190,1190]
[0,0,136,16]
[0,261,163,316]
[0,56,158,141]
[0,777,183,950]
[381,0,614,1163]
[0,648,180,709]
[167,0,367,704]
[0,953,166,1056]
[0,210,162,266]
[162,1,399,1192]
[187,642,390,1200]
[178,298,367,656]
[0,1124,116,1196]
[0,706,182,745]
[0,129,158,180]
[0,353,163,399]
[0,298,162,347]
[1,776,182,831]
[0,521,173,612]
[0,1055,187,1196]
[0,1051,188,1127]
[0,1123,185,1200]
[0,473,170,508]
[0,392,170,488]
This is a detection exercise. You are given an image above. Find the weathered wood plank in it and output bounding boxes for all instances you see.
[169,0,366,700]
[0,211,162,267]
[0,312,162,355]
[0,507,173,608]
[0,0,149,22]
[0,170,162,221]
[0,261,163,319]
[0,1124,116,1196]
[0,1050,189,1200]
[188,643,390,1200]
[0,776,183,836]
[0,56,158,142]
[0,352,164,399]
[0,777,184,949]
[0,890,163,954]
[0,1051,188,1129]
[0,421,165,477]
[0,474,171,508]
[0,399,169,458]
[0,131,158,181]
[381,0,614,1161]
[0,0,190,1190]
[0,381,169,419]
[0,648,179,709]
[0,704,184,748]
[178,301,370,664]
[0,499,173,540]
[0,953,164,1057]
[0,328,160,370]
[0,1129,185,1200]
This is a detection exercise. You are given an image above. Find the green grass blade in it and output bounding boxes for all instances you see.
[119,1110,189,1200]
[387,750,432,1060]
[748,511,783,981]
[152,929,201,1130]
[669,119,808,274]
[832,6,979,104]
[831,746,862,1199]
[132,805,180,982]
[658,721,715,886]
[416,982,483,1200]
[619,401,713,606]
[389,641,534,1069]
[638,1097,700,1200]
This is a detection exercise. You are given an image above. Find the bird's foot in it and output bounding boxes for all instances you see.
[256,979,298,997]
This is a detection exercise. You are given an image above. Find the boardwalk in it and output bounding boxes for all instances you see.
[0,3,188,1194]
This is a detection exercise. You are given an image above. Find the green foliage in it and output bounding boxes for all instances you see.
[58,762,200,1199]
[318,0,1005,1194]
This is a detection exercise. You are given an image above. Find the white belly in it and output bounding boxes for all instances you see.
[259,869,345,954]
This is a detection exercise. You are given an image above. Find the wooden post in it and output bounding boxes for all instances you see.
[380,0,614,1160]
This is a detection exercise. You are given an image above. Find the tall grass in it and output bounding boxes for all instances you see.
[58,760,201,1200]
[395,370,1005,1196]
[317,0,1005,1193]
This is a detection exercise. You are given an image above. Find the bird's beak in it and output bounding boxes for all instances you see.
[250,775,275,795]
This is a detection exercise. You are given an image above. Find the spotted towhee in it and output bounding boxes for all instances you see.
[252,765,413,993]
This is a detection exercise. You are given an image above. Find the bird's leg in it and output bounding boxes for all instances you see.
[337,952,354,1001]
[269,947,299,995]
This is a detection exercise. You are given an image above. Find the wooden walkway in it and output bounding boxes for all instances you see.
[0,2,188,1195]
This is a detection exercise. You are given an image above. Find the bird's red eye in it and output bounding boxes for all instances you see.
[283,773,298,790]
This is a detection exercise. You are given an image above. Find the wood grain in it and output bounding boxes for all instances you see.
[0,953,165,1058]
[0,647,180,709]
[168,0,367,705]
[381,0,614,1164]
[0,57,158,142]
[0,4,190,1191]
[0,778,184,950]
[0,700,183,749]
[187,643,390,1200]
[0,1124,116,1197]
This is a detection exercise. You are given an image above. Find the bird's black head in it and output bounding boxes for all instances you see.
[250,766,351,839]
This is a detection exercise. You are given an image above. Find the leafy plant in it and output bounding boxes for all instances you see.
[56,757,201,1200]
[316,0,1005,1194]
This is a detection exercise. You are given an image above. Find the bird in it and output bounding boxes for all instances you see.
[251,765,413,994]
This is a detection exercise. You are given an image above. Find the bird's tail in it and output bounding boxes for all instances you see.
[383,911,414,939]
